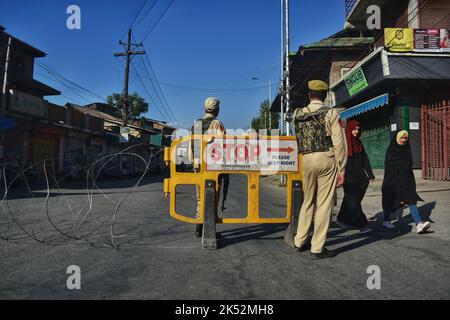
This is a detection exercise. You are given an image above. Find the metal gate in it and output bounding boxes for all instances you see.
[421,100,450,181]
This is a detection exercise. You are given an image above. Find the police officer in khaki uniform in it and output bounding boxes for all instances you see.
[292,80,347,259]
[192,97,226,237]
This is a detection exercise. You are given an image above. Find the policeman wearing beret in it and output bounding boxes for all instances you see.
[291,80,347,259]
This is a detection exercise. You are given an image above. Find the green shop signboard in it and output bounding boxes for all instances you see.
[345,67,368,96]
[149,133,163,147]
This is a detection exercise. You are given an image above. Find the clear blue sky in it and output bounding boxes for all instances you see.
[0,0,345,129]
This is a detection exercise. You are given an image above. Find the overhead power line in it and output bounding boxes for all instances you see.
[128,71,269,92]
[131,61,170,122]
[131,32,177,122]
[114,29,146,126]
[117,0,178,123]
[34,71,89,105]
[141,0,176,42]
[133,0,159,29]
[120,0,149,41]
[36,61,107,103]
[133,57,175,122]
[128,0,149,29]
[141,49,177,122]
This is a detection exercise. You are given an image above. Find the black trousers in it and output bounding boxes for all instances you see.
[337,179,369,228]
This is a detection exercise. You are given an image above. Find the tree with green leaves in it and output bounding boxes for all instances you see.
[251,99,279,134]
[106,92,149,119]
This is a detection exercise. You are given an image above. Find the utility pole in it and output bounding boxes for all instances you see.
[114,29,145,126]
[280,0,285,136]
[279,0,287,186]
[269,79,272,130]
[1,36,12,160]
[251,77,272,131]
[285,0,291,136]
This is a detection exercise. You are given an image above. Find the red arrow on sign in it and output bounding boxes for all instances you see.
[267,147,294,154]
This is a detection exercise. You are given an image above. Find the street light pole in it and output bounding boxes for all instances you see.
[251,77,273,132]
[280,0,285,136]
[269,79,272,131]
[285,0,291,136]
[280,0,288,186]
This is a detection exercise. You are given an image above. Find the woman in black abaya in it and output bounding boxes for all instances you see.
[382,130,431,234]
[336,120,375,233]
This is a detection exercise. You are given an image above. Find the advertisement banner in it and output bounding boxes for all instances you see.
[441,29,450,52]
[414,29,441,52]
[385,28,450,53]
[385,28,414,52]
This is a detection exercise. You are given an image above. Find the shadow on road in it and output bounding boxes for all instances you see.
[218,224,288,248]
[325,202,437,254]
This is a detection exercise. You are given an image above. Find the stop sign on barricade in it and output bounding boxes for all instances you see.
[205,138,298,172]
[164,134,303,250]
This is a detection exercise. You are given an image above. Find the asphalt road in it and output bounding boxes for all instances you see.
[0,174,449,299]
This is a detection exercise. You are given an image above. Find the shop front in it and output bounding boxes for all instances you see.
[31,126,65,175]
[62,130,88,176]
[332,48,450,169]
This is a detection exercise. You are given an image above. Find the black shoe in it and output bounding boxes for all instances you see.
[195,224,203,238]
[310,248,337,259]
[293,243,309,252]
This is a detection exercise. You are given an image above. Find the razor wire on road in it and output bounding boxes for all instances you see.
[0,144,164,249]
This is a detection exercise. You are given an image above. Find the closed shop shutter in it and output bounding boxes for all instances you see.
[420,0,450,29]
[62,137,85,174]
[32,138,58,173]
[360,126,391,169]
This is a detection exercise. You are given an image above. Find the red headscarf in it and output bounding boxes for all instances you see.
[346,120,363,156]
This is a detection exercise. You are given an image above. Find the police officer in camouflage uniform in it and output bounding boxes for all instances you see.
[292,80,347,259]
[192,97,226,237]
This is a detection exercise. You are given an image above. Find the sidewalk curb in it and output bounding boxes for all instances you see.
[365,187,450,197]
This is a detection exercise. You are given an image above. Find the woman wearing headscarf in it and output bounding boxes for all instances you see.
[336,120,375,233]
[381,130,431,233]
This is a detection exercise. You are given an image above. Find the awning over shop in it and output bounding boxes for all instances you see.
[332,49,450,108]
[339,94,389,120]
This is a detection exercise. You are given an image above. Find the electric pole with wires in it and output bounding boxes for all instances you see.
[114,29,145,126]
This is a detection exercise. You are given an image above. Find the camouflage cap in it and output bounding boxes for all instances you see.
[308,80,329,92]
[204,97,220,113]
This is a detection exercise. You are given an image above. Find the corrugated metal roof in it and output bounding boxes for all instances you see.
[303,37,374,49]
[69,104,120,123]
[69,104,163,134]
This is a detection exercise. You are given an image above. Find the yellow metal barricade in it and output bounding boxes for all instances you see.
[164,134,302,224]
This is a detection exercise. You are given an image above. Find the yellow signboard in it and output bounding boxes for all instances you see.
[385,28,414,52]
